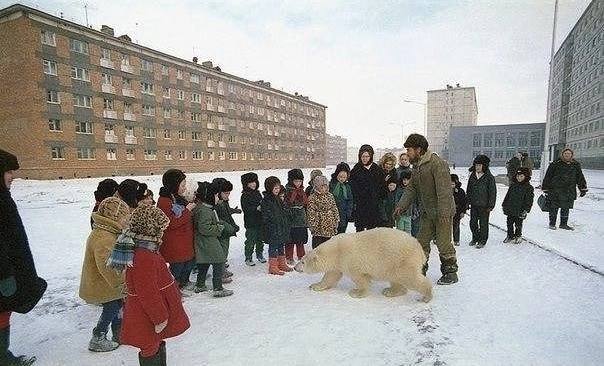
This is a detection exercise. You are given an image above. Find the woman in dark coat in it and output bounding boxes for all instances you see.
[542,148,588,230]
[349,145,385,231]
[0,149,47,366]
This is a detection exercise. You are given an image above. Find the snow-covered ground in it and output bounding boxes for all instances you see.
[8,167,604,365]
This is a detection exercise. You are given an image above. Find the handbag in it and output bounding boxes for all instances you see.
[537,194,551,212]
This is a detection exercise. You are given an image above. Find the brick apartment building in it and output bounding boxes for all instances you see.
[0,4,327,179]
[325,134,347,166]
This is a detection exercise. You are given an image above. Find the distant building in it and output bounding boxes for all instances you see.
[325,134,347,166]
[545,0,603,169]
[347,146,359,165]
[427,84,478,156]
[448,123,546,167]
[374,147,404,162]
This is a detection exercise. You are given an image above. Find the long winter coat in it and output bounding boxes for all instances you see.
[307,191,340,237]
[121,247,190,349]
[382,188,404,227]
[79,213,125,305]
[261,192,291,245]
[329,180,354,225]
[467,170,497,209]
[502,181,534,217]
[453,183,468,219]
[542,159,587,209]
[0,189,47,314]
[157,196,194,264]
[350,162,385,228]
[215,200,239,255]
[192,203,227,264]
[241,189,263,229]
[396,150,455,220]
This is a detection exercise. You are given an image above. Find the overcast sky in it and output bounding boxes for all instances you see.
[5,0,592,147]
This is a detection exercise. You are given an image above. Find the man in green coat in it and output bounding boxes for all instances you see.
[395,134,458,285]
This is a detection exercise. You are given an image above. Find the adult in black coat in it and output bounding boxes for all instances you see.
[466,154,497,248]
[542,148,588,230]
[450,174,468,246]
[506,153,522,186]
[0,149,47,365]
[349,145,385,231]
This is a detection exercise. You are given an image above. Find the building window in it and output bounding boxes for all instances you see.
[70,39,89,54]
[191,112,202,123]
[161,65,169,75]
[142,105,155,116]
[228,135,236,143]
[41,30,56,46]
[190,73,200,83]
[164,150,172,160]
[125,126,135,136]
[176,70,183,79]
[47,90,60,104]
[73,94,92,108]
[141,59,153,71]
[192,151,203,160]
[124,102,133,114]
[178,150,187,160]
[175,109,184,119]
[473,134,482,147]
[164,129,171,139]
[103,99,114,110]
[506,150,515,159]
[101,48,111,60]
[141,82,154,95]
[178,130,185,140]
[51,146,64,159]
[122,78,132,89]
[163,107,171,118]
[518,132,529,147]
[177,90,184,100]
[43,59,57,75]
[71,66,90,81]
[143,128,157,138]
[530,131,541,146]
[208,151,215,161]
[121,53,130,65]
[506,133,516,147]
[494,150,504,159]
[106,148,117,161]
[483,133,493,147]
[102,73,112,85]
[191,131,202,141]
[163,87,170,99]
[77,148,95,160]
[48,119,61,131]
[191,93,201,103]
[144,150,157,160]
[228,152,238,160]
[75,121,93,134]
[219,151,226,160]
[126,149,135,160]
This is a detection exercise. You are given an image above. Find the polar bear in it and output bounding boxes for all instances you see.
[294,227,432,302]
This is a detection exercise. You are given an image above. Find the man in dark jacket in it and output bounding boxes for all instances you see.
[1,149,46,366]
[542,148,588,230]
[394,134,458,285]
[349,145,385,231]
[467,154,497,248]
[506,152,522,186]
[450,174,468,246]
[241,173,266,265]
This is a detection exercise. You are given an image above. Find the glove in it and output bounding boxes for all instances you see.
[155,319,168,334]
[0,276,17,297]
[519,211,527,220]
[171,203,185,218]
[580,190,587,197]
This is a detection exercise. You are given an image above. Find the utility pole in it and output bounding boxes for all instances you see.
[84,3,89,27]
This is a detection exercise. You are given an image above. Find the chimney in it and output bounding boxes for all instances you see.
[101,25,115,36]
[202,61,213,68]
[192,56,198,63]
[214,66,221,72]
[118,34,132,42]
[456,83,460,87]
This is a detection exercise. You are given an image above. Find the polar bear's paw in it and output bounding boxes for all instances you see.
[309,282,330,291]
[382,286,407,297]
[348,288,369,298]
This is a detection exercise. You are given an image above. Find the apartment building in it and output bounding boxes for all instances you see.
[325,134,347,166]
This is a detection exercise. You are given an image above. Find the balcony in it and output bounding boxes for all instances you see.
[207,141,216,148]
[207,123,216,130]
[121,63,134,73]
[101,84,115,94]
[268,144,273,150]
[206,104,216,111]
[100,58,114,69]
[123,112,136,121]
[275,145,280,151]
[122,89,135,98]
[218,141,226,148]
[217,124,226,131]
[125,135,137,145]
[103,110,117,119]
[217,106,226,113]
[104,133,118,143]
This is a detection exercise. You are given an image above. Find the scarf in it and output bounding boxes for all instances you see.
[331,182,349,201]
[106,229,160,272]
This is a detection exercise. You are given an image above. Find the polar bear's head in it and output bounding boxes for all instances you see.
[294,238,337,274]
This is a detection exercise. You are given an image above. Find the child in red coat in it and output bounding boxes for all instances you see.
[108,205,190,365]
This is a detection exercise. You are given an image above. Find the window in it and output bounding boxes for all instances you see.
[228,135,236,143]
[75,121,93,134]
[161,65,169,75]
[143,128,157,138]
[178,130,185,140]
[144,150,157,160]
[191,131,202,141]
[70,39,89,54]
[192,151,203,160]
[48,119,61,131]
[473,134,482,147]
[73,94,92,108]
[518,132,529,147]
[163,87,170,99]
[219,151,226,160]
[493,133,503,147]
[191,112,202,123]
[228,152,238,160]
[506,133,516,147]
[164,150,172,160]
[103,99,114,110]
[106,148,117,161]
[41,30,56,46]
[494,150,504,159]
[178,150,187,160]
[101,73,112,85]
[164,129,171,139]
[125,126,135,136]
[190,73,200,83]
[191,93,201,103]
[141,82,154,95]
[51,146,64,159]
[122,78,132,89]
[141,59,153,71]
[47,90,60,103]
[177,90,184,100]
[175,109,184,119]
[142,105,155,116]
[126,149,135,160]
[124,102,133,114]
[530,131,541,146]
[101,48,111,60]
[77,148,95,160]
[208,151,215,161]
[176,70,183,79]
[121,53,130,65]
[483,133,493,147]
[43,59,57,75]
[70,66,90,81]
[163,107,171,118]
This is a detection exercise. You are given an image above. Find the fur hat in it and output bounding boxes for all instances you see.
[117,179,141,208]
[241,172,259,190]
[212,177,233,193]
[358,144,374,164]
[162,169,186,195]
[287,169,304,184]
[0,149,19,192]
[472,154,490,169]
[308,169,323,185]
[264,176,281,194]
[312,175,329,192]
[97,197,131,223]
[94,179,119,203]
[196,181,220,205]
[129,204,170,241]
[450,174,461,188]
[331,162,350,182]
[515,167,531,182]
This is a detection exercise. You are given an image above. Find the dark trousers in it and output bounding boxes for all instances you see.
[268,243,285,258]
[470,206,490,243]
[549,208,570,226]
[411,218,420,238]
[244,227,264,260]
[169,259,195,287]
[312,236,330,249]
[452,216,461,243]
[506,216,524,238]
[95,299,122,335]
[196,263,225,290]
[337,222,348,234]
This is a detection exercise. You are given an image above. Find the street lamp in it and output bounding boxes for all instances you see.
[403,99,427,136]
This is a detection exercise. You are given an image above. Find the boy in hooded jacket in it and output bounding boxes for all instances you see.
[240,173,266,266]
[502,168,534,244]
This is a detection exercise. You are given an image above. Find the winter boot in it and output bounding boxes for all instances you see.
[194,284,208,293]
[549,225,557,230]
[513,237,523,244]
[437,273,459,285]
[245,258,256,266]
[277,255,293,272]
[213,288,234,298]
[559,216,574,230]
[437,257,459,285]
[256,253,267,263]
[268,258,284,275]
[221,276,233,284]
[181,281,196,292]
[159,342,166,366]
[0,327,36,366]
[88,328,119,352]
[503,237,513,243]
[110,319,122,344]
[475,241,486,249]
[469,240,477,246]
[139,349,162,366]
